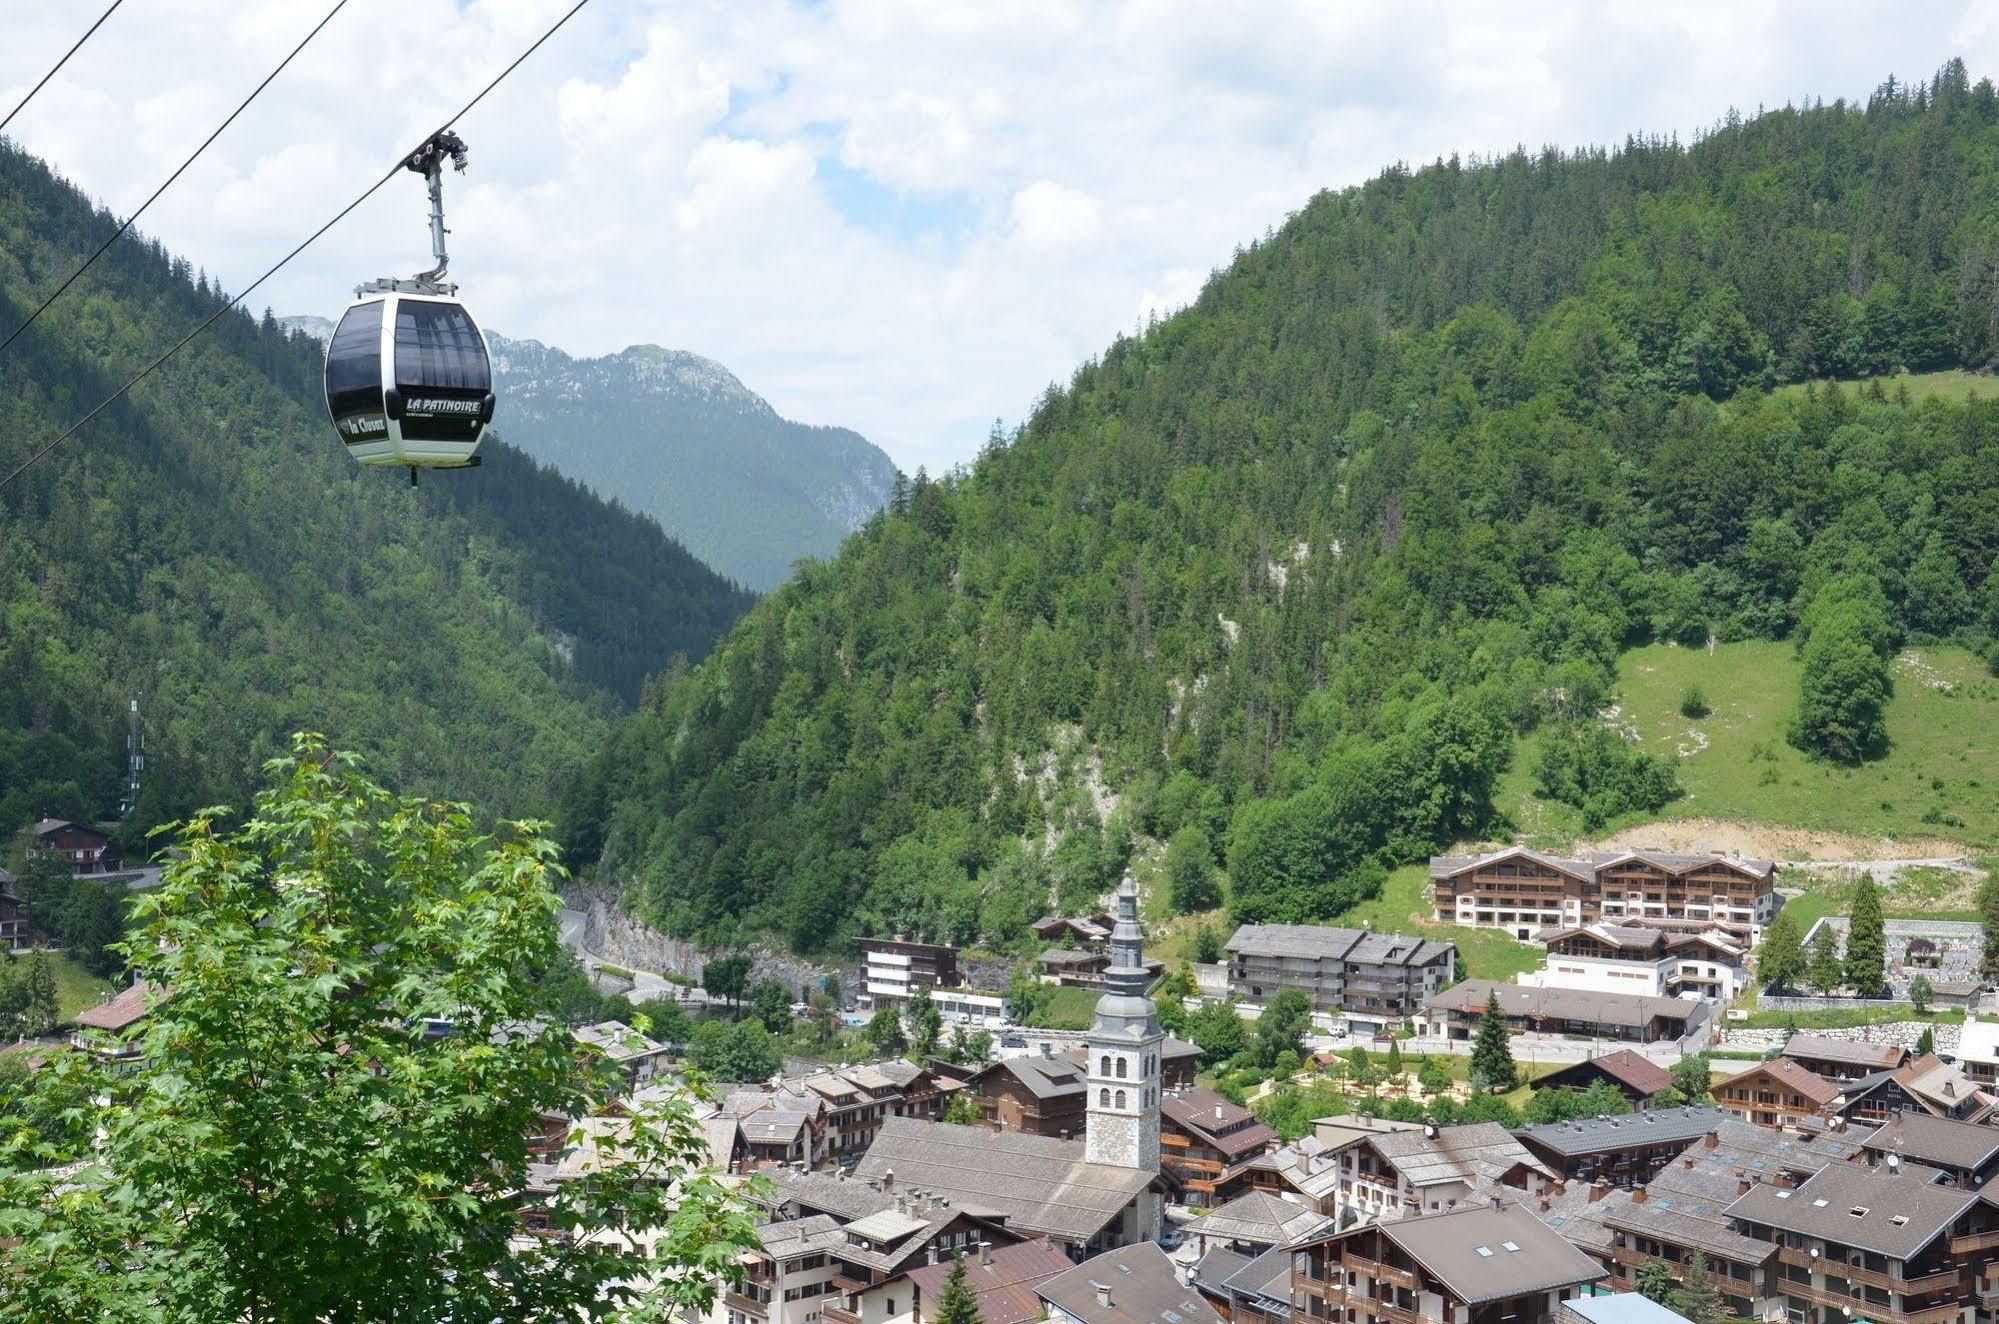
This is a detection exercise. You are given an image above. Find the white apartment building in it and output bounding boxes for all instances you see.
[1517,924,1748,1002]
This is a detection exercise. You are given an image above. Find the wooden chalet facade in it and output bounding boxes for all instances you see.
[31,818,121,874]
[1428,848,1778,942]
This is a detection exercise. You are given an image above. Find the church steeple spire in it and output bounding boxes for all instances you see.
[1085,875,1162,1191]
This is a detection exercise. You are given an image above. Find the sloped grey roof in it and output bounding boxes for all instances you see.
[1182,1190,1331,1247]
[1359,1121,1553,1189]
[1303,1199,1606,1304]
[1516,1107,1725,1157]
[1219,1245,1293,1305]
[1037,1242,1222,1324]
[1726,1163,1976,1259]
[1783,1035,1907,1071]
[981,1055,1088,1101]
[1226,923,1451,967]
[1427,981,1701,1030]
[854,1117,1155,1245]
[1864,1112,1999,1172]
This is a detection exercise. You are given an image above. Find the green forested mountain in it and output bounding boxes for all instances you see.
[0,140,753,837]
[577,63,1999,955]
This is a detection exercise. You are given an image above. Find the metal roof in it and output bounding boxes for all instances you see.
[1516,1107,1725,1158]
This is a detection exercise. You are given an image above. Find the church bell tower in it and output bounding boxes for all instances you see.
[1084,875,1163,1178]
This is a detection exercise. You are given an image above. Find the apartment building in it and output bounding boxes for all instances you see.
[1224,924,1455,1031]
[1860,1112,1999,1187]
[1331,1121,1554,1222]
[963,1055,1090,1139]
[1038,1242,1223,1324]
[1782,1036,1909,1082]
[1428,848,1779,942]
[1514,1107,1727,1187]
[0,889,31,951]
[1839,1054,1993,1126]
[1713,1059,1845,1130]
[857,938,960,1009]
[1291,1198,1607,1324]
[1159,1086,1279,1207]
[1521,924,1748,1001]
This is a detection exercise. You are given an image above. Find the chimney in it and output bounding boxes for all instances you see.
[1094,1284,1113,1309]
[1703,1133,1720,1150]
[1490,1195,1503,1212]
[1737,1178,1753,1196]
[1888,1154,1901,1173]
[1630,1187,1647,1205]
[1589,1180,1610,1203]
[979,1242,991,1268]
[883,1169,895,1193]
[1682,1157,1696,1170]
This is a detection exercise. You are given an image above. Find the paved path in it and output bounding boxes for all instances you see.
[554,906,688,1005]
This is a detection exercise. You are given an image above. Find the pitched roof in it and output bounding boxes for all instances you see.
[1782,1035,1908,1071]
[1300,1199,1607,1304]
[1355,1121,1553,1189]
[1218,1245,1293,1306]
[572,1020,665,1062]
[1429,848,1775,883]
[1035,1242,1223,1324]
[1862,1112,1999,1173]
[853,1117,1155,1245]
[1425,980,1701,1030]
[1719,1057,1841,1107]
[1515,1107,1725,1158]
[1225,923,1452,967]
[1889,1054,1989,1116]
[1181,1190,1332,1247]
[1160,1087,1277,1161]
[979,1054,1088,1101]
[1535,1049,1675,1098]
[72,980,163,1032]
[902,1241,1074,1324]
[1725,1163,1978,1259]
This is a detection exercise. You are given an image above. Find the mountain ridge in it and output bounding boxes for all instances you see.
[281,315,899,589]
[574,61,1999,956]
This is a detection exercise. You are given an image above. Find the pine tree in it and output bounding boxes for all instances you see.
[1670,1251,1726,1324]
[21,950,58,1036]
[1806,927,1843,997]
[1758,912,1805,992]
[1917,1025,1936,1056]
[934,1256,983,1324]
[1633,1259,1676,1306]
[1846,879,1887,997]
[1469,991,1517,1092]
[1909,974,1933,1016]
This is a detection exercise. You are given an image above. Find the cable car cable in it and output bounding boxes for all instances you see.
[0,0,593,494]
[0,0,352,362]
[0,0,128,138]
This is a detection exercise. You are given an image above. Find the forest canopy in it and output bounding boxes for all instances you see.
[577,64,1999,956]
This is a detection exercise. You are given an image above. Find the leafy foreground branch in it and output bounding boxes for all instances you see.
[0,735,761,1322]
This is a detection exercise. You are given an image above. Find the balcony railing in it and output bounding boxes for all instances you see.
[724,1292,769,1318]
[1344,1254,1420,1292]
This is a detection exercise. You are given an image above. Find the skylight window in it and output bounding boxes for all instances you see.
[1849,1207,1869,1218]
[1890,1216,1909,1227]
[1502,1242,1520,1252]
[1812,1199,1829,1208]
[1475,1247,1494,1258]
[1775,1191,1792,1199]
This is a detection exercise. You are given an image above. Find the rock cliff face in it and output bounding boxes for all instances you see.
[282,317,898,591]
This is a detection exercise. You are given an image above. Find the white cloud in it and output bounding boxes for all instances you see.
[2,1,1998,475]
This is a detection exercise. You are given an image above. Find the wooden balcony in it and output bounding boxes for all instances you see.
[724,1292,769,1318]
[1344,1254,1420,1292]
[1325,1289,1417,1324]
[822,1306,860,1324]
[1769,1281,1962,1324]
[1951,1228,1999,1254]
[1775,1247,1956,1294]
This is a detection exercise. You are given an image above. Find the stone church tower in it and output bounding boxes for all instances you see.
[1084,875,1163,1179]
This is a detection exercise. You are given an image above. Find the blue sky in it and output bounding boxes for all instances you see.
[5,1,1999,473]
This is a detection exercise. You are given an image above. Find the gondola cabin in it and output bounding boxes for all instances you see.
[324,291,493,469]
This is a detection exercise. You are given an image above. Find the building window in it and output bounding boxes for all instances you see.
[1100,1088,1110,1106]
[1100,1054,1111,1076]
[1115,1057,1127,1079]
[1115,1090,1127,1108]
